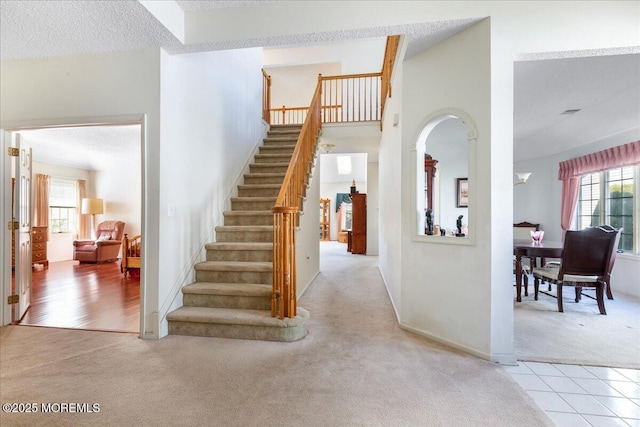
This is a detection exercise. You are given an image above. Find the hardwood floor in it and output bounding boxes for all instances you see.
[17,260,140,333]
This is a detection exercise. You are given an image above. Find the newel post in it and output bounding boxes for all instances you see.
[272,206,298,319]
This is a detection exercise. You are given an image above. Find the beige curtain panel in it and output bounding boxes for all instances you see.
[34,174,50,238]
[76,180,90,240]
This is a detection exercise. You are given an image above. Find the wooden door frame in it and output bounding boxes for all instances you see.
[0,114,147,336]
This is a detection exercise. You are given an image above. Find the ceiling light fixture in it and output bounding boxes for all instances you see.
[561,109,582,115]
[319,143,336,154]
[514,172,532,186]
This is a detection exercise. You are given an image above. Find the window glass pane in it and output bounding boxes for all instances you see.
[49,178,76,207]
[605,166,634,251]
[577,173,600,229]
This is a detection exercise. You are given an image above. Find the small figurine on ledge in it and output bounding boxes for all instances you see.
[425,209,434,235]
[456,215,465,237]
[350,180,357,194]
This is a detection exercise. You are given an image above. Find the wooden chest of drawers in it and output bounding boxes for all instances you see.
[31,226,49,268]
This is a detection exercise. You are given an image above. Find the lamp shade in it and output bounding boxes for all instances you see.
[516,172,532,182]
[81,198,104,215]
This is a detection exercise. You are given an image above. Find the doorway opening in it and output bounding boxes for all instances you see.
[4,121,143,334]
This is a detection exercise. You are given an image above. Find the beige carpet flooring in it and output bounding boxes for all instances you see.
[514,281,640,369]
[0,241,553,427]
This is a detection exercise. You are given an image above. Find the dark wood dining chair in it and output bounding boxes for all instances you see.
[513,222,540,296]
[532,226,622,315]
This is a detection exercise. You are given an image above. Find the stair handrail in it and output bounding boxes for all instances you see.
[262,69,271,124]
[271,78,322,319]
[380,35,400,122]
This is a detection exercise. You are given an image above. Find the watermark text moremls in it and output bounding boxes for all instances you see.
[41,403,100,413]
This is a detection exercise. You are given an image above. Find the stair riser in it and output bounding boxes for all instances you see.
[263,139,299,146]
[223,215,274,226]
[206,249,272,262]
[259,147,295,155]
[195,270,272,285]
[237,187,280,197]
[267,130,300,136]
[249,164,289,174]
[254,156,292,164]
[168,321,307,342]
[183,294,271,310]
[216,230,273,243]
[231,200,276,210]
[244,175,285,185]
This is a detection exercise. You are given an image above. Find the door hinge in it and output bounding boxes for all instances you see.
[7,295,19,305]
[7,221,19,231]
[7,147,19,157]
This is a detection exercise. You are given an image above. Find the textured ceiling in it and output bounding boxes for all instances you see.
[514,53,640,162]
[17,125,141,171]
[0,0,184,61]
[1,0,638,168]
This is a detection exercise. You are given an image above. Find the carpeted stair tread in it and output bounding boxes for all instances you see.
[215,225,273,232]
[259,145,296,151]
[223,211,273,216]
[237,184,282,190]
[249,162,291,167]
[167,306,310,328]
[244,172,286,178]
[205,241,272,249]
[255,153,293,159]
[230,196,277,202]
[194,260,272,272]
[183,282,271,297]
[204,242,272,251]
[223,210,272,216]
[168,124,304,342]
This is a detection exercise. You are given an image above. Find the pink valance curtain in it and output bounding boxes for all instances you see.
[558,140,640,179]
[558,141,640,231]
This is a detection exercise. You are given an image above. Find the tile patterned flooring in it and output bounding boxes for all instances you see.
[504,361,640,426]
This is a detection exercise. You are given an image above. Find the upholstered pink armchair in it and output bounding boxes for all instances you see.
[73,221,125,263]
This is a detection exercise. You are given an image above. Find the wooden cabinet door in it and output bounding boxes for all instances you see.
[350,194,367,254]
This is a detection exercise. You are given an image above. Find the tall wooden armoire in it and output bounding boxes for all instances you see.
[349,193,367,254]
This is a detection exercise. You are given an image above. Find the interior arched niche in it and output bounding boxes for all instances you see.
[414,112,476,244]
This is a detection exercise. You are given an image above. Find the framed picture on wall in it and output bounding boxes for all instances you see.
[456,178,468,208]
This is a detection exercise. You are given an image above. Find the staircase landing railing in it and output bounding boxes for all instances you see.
[263,35,400,127]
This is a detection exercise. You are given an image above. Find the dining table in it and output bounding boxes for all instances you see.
[514,239,563,302]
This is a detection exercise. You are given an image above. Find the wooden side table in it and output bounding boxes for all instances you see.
[32,226,49,268]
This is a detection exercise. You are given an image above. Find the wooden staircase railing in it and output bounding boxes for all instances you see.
[267,35,400,319]
[262,69,271,124]
[380,35,400,126]
[271,78,322,319]
[263,35,401,127]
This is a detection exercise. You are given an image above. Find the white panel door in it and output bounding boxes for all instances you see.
[14,134,32,321]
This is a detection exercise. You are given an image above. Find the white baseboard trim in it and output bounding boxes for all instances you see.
[399,323,492,362]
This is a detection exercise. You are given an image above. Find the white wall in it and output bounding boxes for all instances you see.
[93,135,142,240]
[297,159,321,297]
[514,128,640,297]
[367,161,379,255]
[0,49,162,336]
[265,63,341,110]
[399,20,494,359]
[158,47,267,336]
[378,38,406,322]
[264,38,386,74]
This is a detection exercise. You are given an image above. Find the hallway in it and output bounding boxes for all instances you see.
[0,240,551,426]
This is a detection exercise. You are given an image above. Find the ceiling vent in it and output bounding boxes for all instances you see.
[561,109,582,115]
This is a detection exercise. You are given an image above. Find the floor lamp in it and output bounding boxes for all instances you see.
[81,198,104,239]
